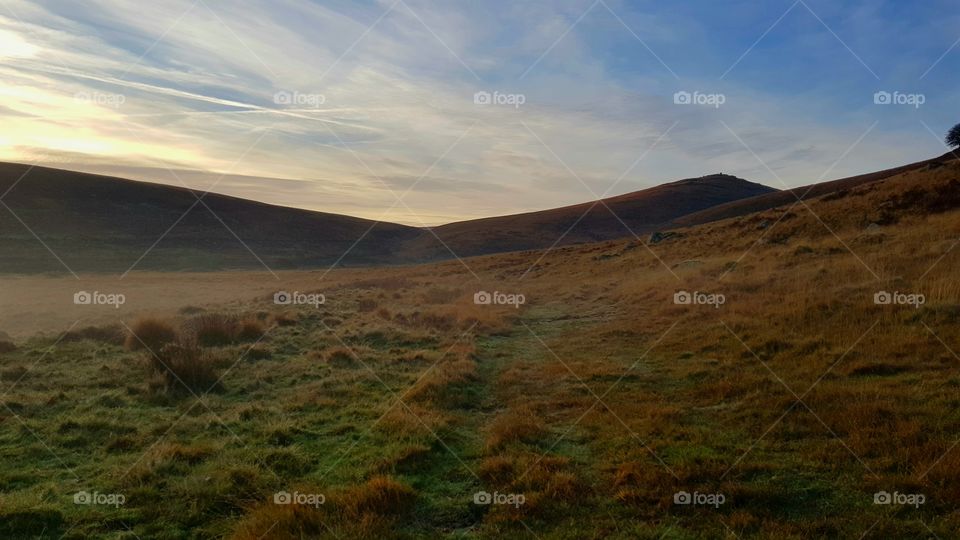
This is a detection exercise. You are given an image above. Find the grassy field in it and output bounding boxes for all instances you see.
[1,161,959,538]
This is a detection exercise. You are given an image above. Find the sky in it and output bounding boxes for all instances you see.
[0,0,957,225]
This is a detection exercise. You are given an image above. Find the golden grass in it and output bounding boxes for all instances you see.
[484,405,545,452]
[124,316,179,352]
[147,343,222,395]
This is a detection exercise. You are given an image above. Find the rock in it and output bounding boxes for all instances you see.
[649,231,676,244]
[673,259,703,269]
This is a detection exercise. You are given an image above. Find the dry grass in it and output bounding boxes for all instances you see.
[229,476,415,540]
[147,342,222,395]
[124,316,179,352]
[484,405,545,452]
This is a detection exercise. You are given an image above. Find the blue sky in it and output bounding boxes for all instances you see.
[0,0,957,224]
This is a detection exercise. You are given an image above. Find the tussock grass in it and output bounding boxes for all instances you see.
[485,405,545,452]
[147,343,222,395]
[124,316,179,352]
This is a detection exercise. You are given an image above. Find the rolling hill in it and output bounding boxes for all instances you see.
[412,174,777,259]
[0,163,422,273]
[670,150,959,229]
[0,164,775,273]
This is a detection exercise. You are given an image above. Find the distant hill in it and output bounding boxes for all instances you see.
[0,164,421,273]
[410,174,777,259]
[0,163,823,274]
[670,151,959,229]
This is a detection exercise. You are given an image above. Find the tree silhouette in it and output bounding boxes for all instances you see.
[947,123,960,148]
